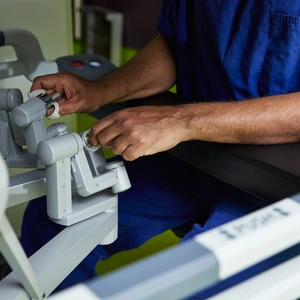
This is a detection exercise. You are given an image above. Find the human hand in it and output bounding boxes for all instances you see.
[30,72,100,117]
[88,105,188,161]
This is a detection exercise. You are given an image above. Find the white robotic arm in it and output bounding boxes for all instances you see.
[1,86,131,227]
[0,28,130,299]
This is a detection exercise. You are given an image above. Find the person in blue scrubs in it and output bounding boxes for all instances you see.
[22,1,300,298]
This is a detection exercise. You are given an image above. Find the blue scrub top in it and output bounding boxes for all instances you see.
[157,0,300,102]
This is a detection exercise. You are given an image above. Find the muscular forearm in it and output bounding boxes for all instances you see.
[177,92,300,145]
[96,34,176,105]
[30,34,176,116]
[88,91,300,161]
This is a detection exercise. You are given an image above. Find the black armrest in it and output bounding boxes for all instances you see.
[169,141,300,204]
[88,91,177,120]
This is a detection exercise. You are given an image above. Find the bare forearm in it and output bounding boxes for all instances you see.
[87,91,300,161]
[30,35,175,116]
[177,92,300,145]
[96,34,176,105]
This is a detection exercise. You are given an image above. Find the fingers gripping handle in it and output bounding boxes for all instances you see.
[28,89,61,120]
[82,130,100,152]
[46,102,60,120]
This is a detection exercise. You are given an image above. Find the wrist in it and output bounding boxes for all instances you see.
[171,105,197,143]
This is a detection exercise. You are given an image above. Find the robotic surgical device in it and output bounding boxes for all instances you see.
[2,28,300,300]
[1,88,130,226]
[0,28,130,299]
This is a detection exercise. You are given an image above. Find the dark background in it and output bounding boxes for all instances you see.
[84,0,162,49]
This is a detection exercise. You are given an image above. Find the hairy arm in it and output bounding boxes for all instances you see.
[173,92,300,145]
[90,92,300,160]
[31,33,300,160]
[96,34,176,104]
[30,34,176,115]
